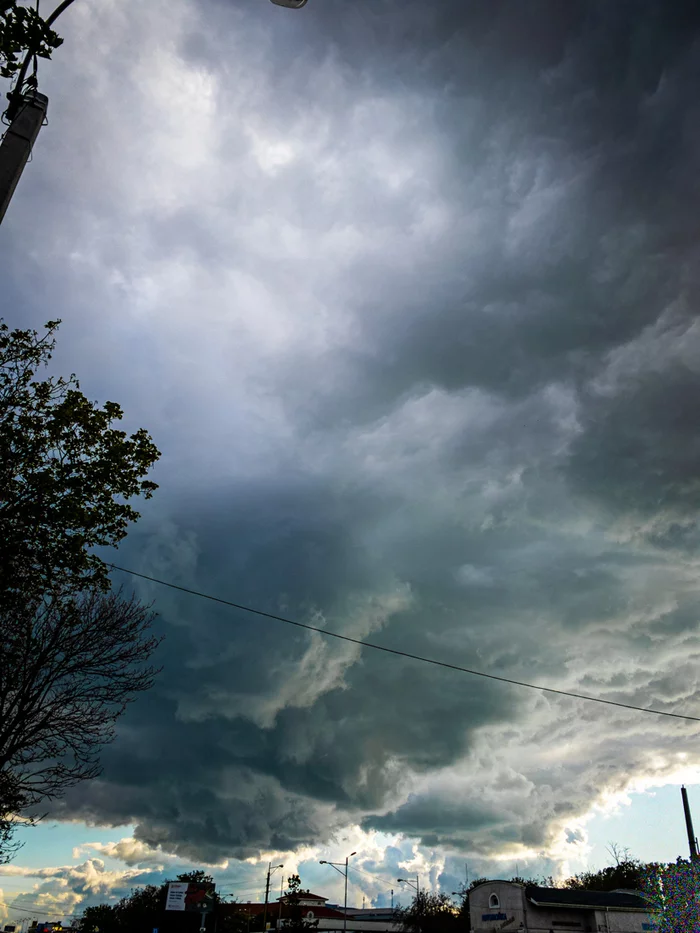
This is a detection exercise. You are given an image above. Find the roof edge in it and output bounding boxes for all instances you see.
[527,896,649,913]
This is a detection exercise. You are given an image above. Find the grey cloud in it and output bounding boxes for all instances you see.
[3,0,700,875]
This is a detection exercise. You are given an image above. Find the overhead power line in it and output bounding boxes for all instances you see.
[0,898,50,915]
[347,865,396,891]
[109,565,700,724]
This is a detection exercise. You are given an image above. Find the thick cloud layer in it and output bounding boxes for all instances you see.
[2,0,700,876]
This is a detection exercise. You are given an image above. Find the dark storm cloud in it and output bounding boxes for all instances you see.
[3,0,700,873]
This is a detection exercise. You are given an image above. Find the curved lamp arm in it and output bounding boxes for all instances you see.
[6,0,308,121]
[6,0,77,120]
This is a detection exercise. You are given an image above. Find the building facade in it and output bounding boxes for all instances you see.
[469,881,656,933]
[221,892,402,932]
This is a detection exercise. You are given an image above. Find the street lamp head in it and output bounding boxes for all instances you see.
[397,879,405,883]
[269,0,309,7]
[319,860,328,865]
[350,852,357,857]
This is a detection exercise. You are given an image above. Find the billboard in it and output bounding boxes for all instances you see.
[166,882,216,913]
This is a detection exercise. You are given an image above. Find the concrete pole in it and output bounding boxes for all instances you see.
[263,863,272,932]
[681,785,699,860]
[0,90,48,225]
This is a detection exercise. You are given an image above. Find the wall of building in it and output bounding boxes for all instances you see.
[525,905,593,932]
[470,883,654,933]
[276,920,401,932]
[469,881,526,932]
[592,909,656,933]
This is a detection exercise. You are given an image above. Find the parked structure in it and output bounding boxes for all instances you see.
[469,881,655,933]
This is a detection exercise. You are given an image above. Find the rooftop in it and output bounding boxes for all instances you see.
[525,886,649,911]
[277,892,328,903]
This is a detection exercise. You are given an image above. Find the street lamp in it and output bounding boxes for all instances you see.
[397,877,420,896]
[6,0,308,121]
[0,0,309,224]
[319,852,356,933]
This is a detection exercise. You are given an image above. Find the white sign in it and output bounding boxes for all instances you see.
[166,882,189,911]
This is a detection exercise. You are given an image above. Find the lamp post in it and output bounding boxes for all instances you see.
[0,0,308,224]
[278,873,285,931]
[397,876,420,897]
[263,863,284,933]
[319,852,356,933]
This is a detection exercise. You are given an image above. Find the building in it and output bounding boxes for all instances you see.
[469,881,655,933]
[310,907,401,933]
[220,892,401,933]
[220,892,346,929]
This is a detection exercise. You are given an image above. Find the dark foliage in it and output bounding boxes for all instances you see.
[280,875,319,933]
[0,318,160,611]
[79,871,244,933]
[0,585,160,805]
[0,1,63,81]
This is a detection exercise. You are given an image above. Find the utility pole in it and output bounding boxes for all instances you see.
[681,785,699,860]
[263,862,283,932]
[0,0,307,227]
[263,863,272,932]
[278,874,284,930]
[344,854,350,933]
[0,89,48,224]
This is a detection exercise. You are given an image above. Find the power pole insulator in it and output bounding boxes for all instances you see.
[0,89,48,225]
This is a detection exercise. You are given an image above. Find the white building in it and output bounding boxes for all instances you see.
[270,893,401,933]
[469,881,656,933]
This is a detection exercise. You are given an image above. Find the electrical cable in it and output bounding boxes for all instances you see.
[0,898,51,915]
[347,866,396,891]
[109,565,700,724]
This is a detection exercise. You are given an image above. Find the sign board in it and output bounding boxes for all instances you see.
[166,882,216,912]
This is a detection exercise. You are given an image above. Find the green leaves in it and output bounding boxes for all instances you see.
[0,318,161,608]
[0,1,63,80]
[641,858,700,932]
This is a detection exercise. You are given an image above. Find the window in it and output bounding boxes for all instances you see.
[489,894,500,909]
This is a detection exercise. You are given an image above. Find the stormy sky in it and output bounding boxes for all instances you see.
[2,0,700,922]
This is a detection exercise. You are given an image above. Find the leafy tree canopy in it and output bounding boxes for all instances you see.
[0,1,63,82]
[641,858,700,933]
[79,872,240,933]
[562,845,646,892]
[0,319,160,610]
[0,318,160,862]
[280,875,319,933]
[396,891,460,933]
